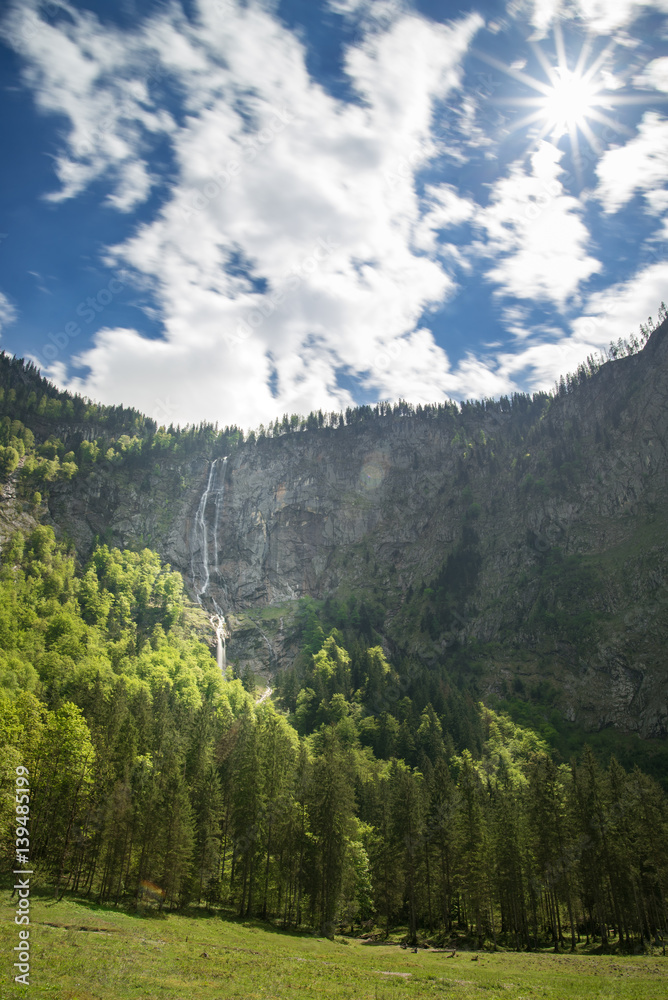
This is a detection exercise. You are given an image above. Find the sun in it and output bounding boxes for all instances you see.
[472,25,639,175]
[500,32,619,157]
[540,66,602,136]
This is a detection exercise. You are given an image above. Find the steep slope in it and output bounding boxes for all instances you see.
[2,319,667,737]
[209,320,668,737]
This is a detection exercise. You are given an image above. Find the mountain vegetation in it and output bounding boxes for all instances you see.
[0,300,663,486]
[1,527,666,949]
[1,308,667,950]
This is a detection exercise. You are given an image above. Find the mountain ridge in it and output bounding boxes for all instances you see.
[1,316,667,739]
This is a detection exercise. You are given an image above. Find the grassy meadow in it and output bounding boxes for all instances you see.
[1,891,666,1000]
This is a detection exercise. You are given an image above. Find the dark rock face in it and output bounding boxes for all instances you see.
[46,321,668,736]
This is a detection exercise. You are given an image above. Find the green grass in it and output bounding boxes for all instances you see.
[232,603,298,625]
[1,893,666,999]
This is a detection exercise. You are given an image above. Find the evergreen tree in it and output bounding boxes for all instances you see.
[307,725,357,934]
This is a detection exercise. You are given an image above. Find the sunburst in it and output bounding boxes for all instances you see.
[472,24,663,181]
[540,65,602,136]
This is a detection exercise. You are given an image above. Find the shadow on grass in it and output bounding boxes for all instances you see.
[20,887,463,952]
[25,889,360,939]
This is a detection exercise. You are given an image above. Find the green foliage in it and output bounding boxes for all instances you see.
[495,692,668,791]
[0,514,666,951]
[417,524,482,639]
[0,355,244,508]
[0,444,19,475]
[0,528,226,711]
[528,548,605,648]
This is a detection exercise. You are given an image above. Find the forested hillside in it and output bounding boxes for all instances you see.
[1,528,667,948]
[0,352,243,490]
[1,313,667,948]
[3,313,666,749]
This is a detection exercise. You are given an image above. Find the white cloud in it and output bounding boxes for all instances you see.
[10,0,484,427]
[500,303,534,340]
[574,0,668,33]
[645,189,668,214]
[512,0,668,36]
[106,159,155,213]
[1,2,176,209]
[8,0,663,429]
[595,112,668,214]
[527,0,564,36]
[413,184,475,253]
[493,257,668,393]
[634,57,668,93]
[327,0,402,30]
[475,141,601,308]
[574,259,668,344]
[0,292,17,333]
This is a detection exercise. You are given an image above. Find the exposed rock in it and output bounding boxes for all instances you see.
[43,320,668,737]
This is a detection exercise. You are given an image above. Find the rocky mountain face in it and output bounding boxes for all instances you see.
[43,320,668,737]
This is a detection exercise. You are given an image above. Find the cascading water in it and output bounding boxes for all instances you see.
[214,457,227,576]
[191,458,219,603]
[191,457,229,672]
[211,614,227,672]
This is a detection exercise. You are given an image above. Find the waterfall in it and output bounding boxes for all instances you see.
[249,618,277,670]
[191,457,229,673]
[191,458,219,604]
[214,456,227,576]
[212,614,227,673]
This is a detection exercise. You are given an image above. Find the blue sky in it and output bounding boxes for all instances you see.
[0,0,667,429]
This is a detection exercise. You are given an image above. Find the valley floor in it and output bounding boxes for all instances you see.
[1,892,666,999]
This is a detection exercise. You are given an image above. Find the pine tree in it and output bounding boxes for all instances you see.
[308,725,357,934]
[256,706,299,918]
[390,760,425,945]
[427,757,459,934]
[228,704,263,917]
[456,750,490,946]
[367,771,403,937]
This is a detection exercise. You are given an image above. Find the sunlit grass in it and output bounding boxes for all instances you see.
[1,891,666,999]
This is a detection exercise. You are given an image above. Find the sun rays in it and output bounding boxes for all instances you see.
[539,65,602,137]
[472,23,658,181]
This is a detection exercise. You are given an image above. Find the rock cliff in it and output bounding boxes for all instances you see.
[44,319,668,737]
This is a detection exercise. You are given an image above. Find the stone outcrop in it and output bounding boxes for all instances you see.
[45,320,668,737]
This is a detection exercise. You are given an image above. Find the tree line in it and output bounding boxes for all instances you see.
[1,529,666,948]
[3,300,665,480]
